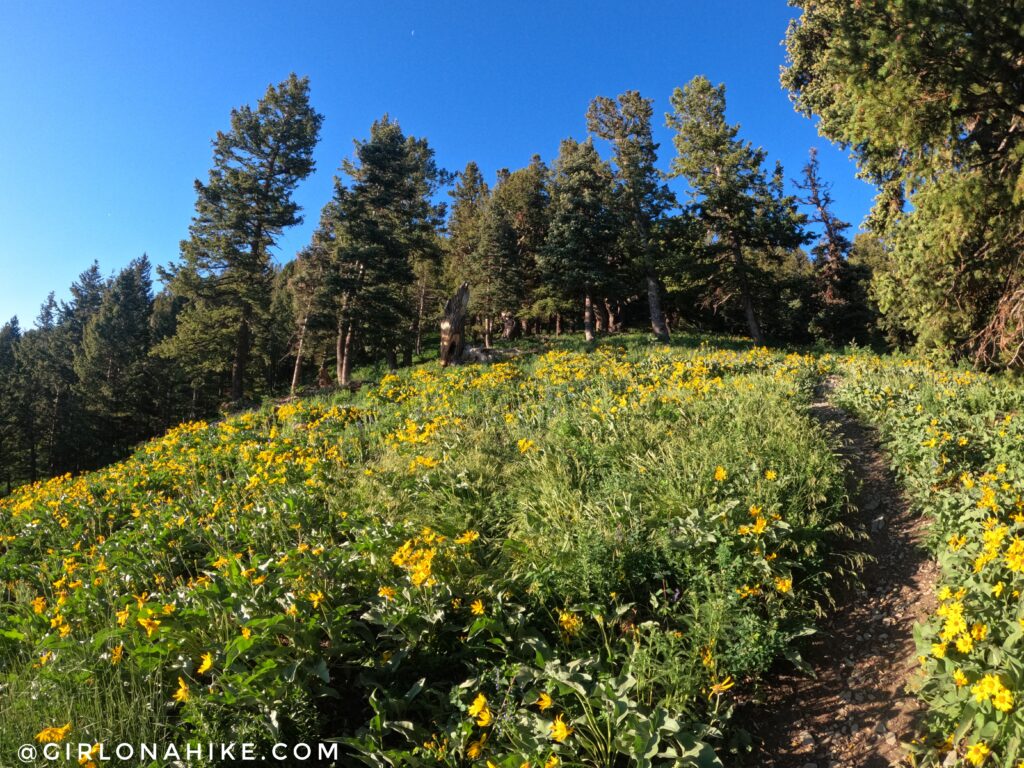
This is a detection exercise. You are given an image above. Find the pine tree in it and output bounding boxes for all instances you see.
[0,318,21,494]
[784,0,1024,366]
[75,257,155,464]
[490,156,550,334]
[288,232,336,394]
[159,74,323,400]
[444,162,490,292]
[539,138,617,341]
[323,115,445,383]
[667,76,806,345]
[587,91,675,342]
[473,180,520,345]
[795,148,870,344]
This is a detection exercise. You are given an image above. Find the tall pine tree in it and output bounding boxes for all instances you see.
[667,76,805,344]
[321,116,446,383]
[75,257,155,464]
[587,91,675,342]
[540,138,618,341]
[159,74,322,401]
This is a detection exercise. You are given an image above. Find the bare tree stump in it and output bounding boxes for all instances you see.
[440,283,470,367]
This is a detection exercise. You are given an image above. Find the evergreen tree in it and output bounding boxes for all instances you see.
[587,91,675,342]
[159,74,322,400]
[444,162,490,293]
[491,156,550,334]
[323,116,446,383]
[784,0,1024,366]
[795,148,870,344]
[539,138,617,341]
[75,257,155,464]
[667,76,806,344]
[16,295,67,478]
[0,318,21,494]
[473,178,520,345]
[288,234,336,394]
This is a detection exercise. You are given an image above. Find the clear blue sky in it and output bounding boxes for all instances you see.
[0,0,874,327]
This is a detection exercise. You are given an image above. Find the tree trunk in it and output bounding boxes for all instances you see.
[290,312,309,396]
[440,283,470,366]
[583,294,596,342]
[645,274,670,342]
[385,347,398,371]
[338,323,355,387]
[555,313,562,336]
[231,312,251,401]
[604,298,618,333]
[732,244,765,345]
[414,279,427,356]
[484,317,492,348]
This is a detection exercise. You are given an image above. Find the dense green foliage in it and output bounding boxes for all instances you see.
[0,337,853,766]
[157,74,322,400]
[784,0,1024,367]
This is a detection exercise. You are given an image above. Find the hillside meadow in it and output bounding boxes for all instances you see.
[0,337,858,767]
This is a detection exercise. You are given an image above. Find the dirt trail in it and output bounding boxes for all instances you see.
[747,377,938,768]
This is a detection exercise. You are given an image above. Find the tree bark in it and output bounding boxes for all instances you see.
[583,294,596,342]
[290,312,309,395]
[337,322,355,387]
[604,298,618,333]
[732,244,765,345]
[555,313,562,336]
[646,274,670,342]
[414,278,427,356]
[231,311,251,401]
[440,283,470,366]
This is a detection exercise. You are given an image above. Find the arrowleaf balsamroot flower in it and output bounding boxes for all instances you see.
[549,714,573,742]
[35,723,71,743]
[197,652,213,675]
[172,677,190,703]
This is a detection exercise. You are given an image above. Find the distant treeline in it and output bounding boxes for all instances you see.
[0,67,904,492]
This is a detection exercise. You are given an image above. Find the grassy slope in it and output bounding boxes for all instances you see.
[0,336,852,766]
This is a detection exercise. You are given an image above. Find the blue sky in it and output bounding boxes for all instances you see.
[0,1,874,327]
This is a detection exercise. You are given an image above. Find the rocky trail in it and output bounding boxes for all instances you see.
[744,377,939,767]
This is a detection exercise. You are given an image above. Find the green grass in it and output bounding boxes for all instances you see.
[0,335,852,766]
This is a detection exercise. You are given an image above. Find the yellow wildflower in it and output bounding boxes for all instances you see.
[454,530,480,545]
[708,676,735,698]
[138,617,161,638]
[172,676,189,703]
[558,611,583,636]
[550,714,573,742]
[197,652,213,675]
[35,723,72,743]
[965,742,990,766]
